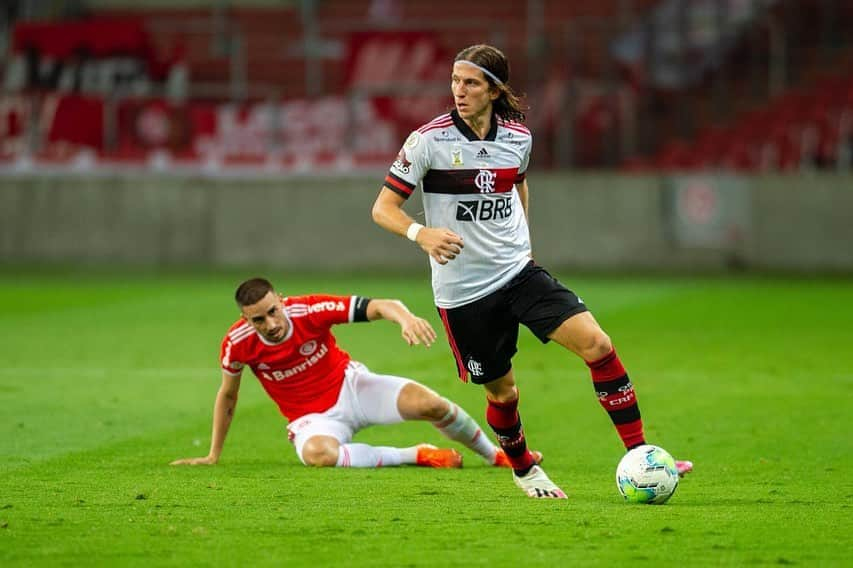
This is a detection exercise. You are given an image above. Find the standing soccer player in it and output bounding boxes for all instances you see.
[171,277,534,470]
[371,44,692,498]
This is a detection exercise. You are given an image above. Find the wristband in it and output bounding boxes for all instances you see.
[406,222,424,242]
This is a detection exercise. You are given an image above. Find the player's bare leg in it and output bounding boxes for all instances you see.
[547,311,613,363]
[300,435,341,466]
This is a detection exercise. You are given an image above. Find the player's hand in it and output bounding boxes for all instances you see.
[170,455,218,466]
[399,315,437,347]
[416,227,464,265]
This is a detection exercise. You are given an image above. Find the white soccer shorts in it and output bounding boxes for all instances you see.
[286,361,412,463]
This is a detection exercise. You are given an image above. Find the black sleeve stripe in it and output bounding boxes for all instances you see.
[353,296,371,322]
[387,171,416,190]
[384,172,414,198]
[383,184,411,199]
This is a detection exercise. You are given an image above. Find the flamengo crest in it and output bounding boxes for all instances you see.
[474,169,496,193]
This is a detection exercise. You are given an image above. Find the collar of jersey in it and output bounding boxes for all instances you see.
[451,109,498,142]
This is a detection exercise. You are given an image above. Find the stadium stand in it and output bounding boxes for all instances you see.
[623,0,853,172]
[0,0,850,171]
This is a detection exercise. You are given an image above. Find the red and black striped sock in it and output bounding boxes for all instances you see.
[586,348,646,449]
[486,397,535,476]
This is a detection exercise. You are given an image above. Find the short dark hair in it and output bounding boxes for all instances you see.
[234,277,274,307]
[454,44,526,123]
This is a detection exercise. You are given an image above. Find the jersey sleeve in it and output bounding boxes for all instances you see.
[383,130,431,199]
[220,335,244,376]
[518,132,532,176]
[296,295,358,328]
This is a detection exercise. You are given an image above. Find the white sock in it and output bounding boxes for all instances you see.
[335,443,418,468]
[433,400,498,464]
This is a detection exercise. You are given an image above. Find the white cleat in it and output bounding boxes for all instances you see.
[513,465,568,499]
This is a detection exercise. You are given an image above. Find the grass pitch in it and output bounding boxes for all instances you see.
[1,269,851,566]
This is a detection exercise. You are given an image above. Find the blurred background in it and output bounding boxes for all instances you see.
[0,0,851,272]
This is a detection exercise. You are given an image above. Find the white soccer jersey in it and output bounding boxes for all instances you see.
[384,110,533,308]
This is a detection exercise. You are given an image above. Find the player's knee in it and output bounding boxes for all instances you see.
[483,372,518,403]
[300,438,339,467]
[419,394,451,421]
[486,383,518,404]
[399,383,449,421]
[584,330,613,361]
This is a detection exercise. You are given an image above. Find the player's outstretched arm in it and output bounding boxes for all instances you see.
[171,372,241,466]
[366,298,437,348]
[371,187,463,265]
[516,178,530,220]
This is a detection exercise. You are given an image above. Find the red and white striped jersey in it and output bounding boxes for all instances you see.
[219,295,359,422]
[384,109,533,308]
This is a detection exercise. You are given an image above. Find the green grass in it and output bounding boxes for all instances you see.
[1,269,851,566]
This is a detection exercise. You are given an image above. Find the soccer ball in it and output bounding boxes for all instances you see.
[616,444,679,504]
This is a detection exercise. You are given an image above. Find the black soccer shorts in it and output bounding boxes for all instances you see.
[437,261,588,384]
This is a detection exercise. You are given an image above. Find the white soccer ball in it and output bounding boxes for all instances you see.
[616,444,679,504]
